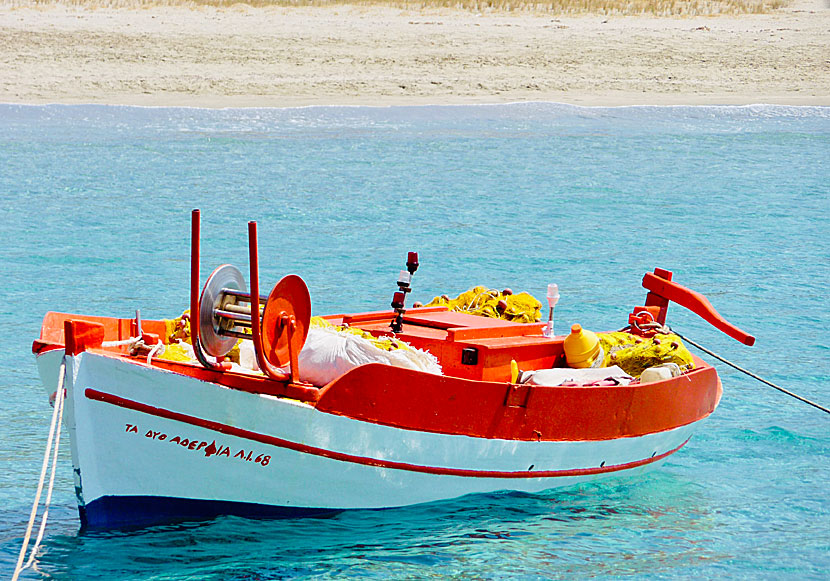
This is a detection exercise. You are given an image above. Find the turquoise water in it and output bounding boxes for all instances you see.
[1,103,828,578]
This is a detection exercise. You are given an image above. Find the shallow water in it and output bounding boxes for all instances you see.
[0,102,828,579]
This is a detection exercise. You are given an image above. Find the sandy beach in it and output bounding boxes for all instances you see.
[1,0,828,107]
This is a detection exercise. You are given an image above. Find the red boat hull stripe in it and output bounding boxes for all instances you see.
[85,388,688,479]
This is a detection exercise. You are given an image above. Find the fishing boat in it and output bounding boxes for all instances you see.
[32,211,755,529]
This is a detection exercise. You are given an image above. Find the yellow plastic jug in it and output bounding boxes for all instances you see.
[564,324,603,368]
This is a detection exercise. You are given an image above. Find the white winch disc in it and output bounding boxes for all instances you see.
[199,264,246,358]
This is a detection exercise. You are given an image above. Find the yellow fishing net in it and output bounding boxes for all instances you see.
[156,342,194,363]
[424,286,542,323]
[161,310,245,363]
[164,311,191,344]
[599,331,695,377]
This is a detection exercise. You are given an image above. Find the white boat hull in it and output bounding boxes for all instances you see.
[39,350,697,528]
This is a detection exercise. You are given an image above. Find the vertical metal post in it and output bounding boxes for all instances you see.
[247,221,290,382]
[190,209,223,370]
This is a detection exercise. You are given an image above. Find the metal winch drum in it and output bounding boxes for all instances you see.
[198,264,311,368]
[198,264,260,358]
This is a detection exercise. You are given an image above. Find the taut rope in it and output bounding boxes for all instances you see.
[12,359,67,581]
[672,329,830,416]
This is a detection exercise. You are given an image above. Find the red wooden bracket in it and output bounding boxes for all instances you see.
[642,270,755,346]
[64,319,105,355]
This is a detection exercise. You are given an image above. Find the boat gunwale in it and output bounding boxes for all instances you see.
[35,310,721,442]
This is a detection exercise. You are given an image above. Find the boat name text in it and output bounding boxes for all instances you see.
[125,423,271,466]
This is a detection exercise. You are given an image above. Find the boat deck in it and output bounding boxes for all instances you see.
[323,307,562,382]
[35,306,565,384]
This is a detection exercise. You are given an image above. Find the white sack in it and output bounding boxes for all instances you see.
[297,326,441,386]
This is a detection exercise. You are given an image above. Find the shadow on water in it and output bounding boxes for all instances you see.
[15,472,723,579]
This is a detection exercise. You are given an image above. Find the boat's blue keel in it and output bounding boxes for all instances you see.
[79,496,341,530]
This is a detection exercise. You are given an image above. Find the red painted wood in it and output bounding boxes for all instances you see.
[642,271,755,345]
[149,358,320,402]
[40,305,721,443]
[403,310,519,330]
[447,323,547,342]
[84,387,689,479]
[32,340,63,355]
[315,361,721,441]
[337,306,447,327]
[38,311,164,345]
[65,319,106,355]
[644,268,673,324]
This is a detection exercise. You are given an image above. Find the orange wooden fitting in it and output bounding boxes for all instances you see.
[64,319,106,355]
[141,332,161,345]
[642,271,755,346]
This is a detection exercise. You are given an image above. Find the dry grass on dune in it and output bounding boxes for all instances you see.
[2,0,789,15]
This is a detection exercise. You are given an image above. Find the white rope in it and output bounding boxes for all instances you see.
[12,359,66,581]
[22,370,66,573]
[102,335,166,365]
[146,341,164,365]
[101,336,140,348]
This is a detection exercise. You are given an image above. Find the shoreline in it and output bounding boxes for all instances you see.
[2,98,828,109]
[1,2,828,108]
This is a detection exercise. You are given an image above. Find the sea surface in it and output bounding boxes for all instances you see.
[0,102,828,579]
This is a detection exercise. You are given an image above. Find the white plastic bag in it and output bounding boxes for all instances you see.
[235,326,441,386]
[297,326,441,386]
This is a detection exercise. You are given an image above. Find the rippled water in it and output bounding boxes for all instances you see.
[1,103,828,579]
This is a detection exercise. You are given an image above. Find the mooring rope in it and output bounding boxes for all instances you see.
[146,340,165,365]
[671,329,830,416]
[101,337,139,347]
[102,335,166,365]
[12,359,67,581]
